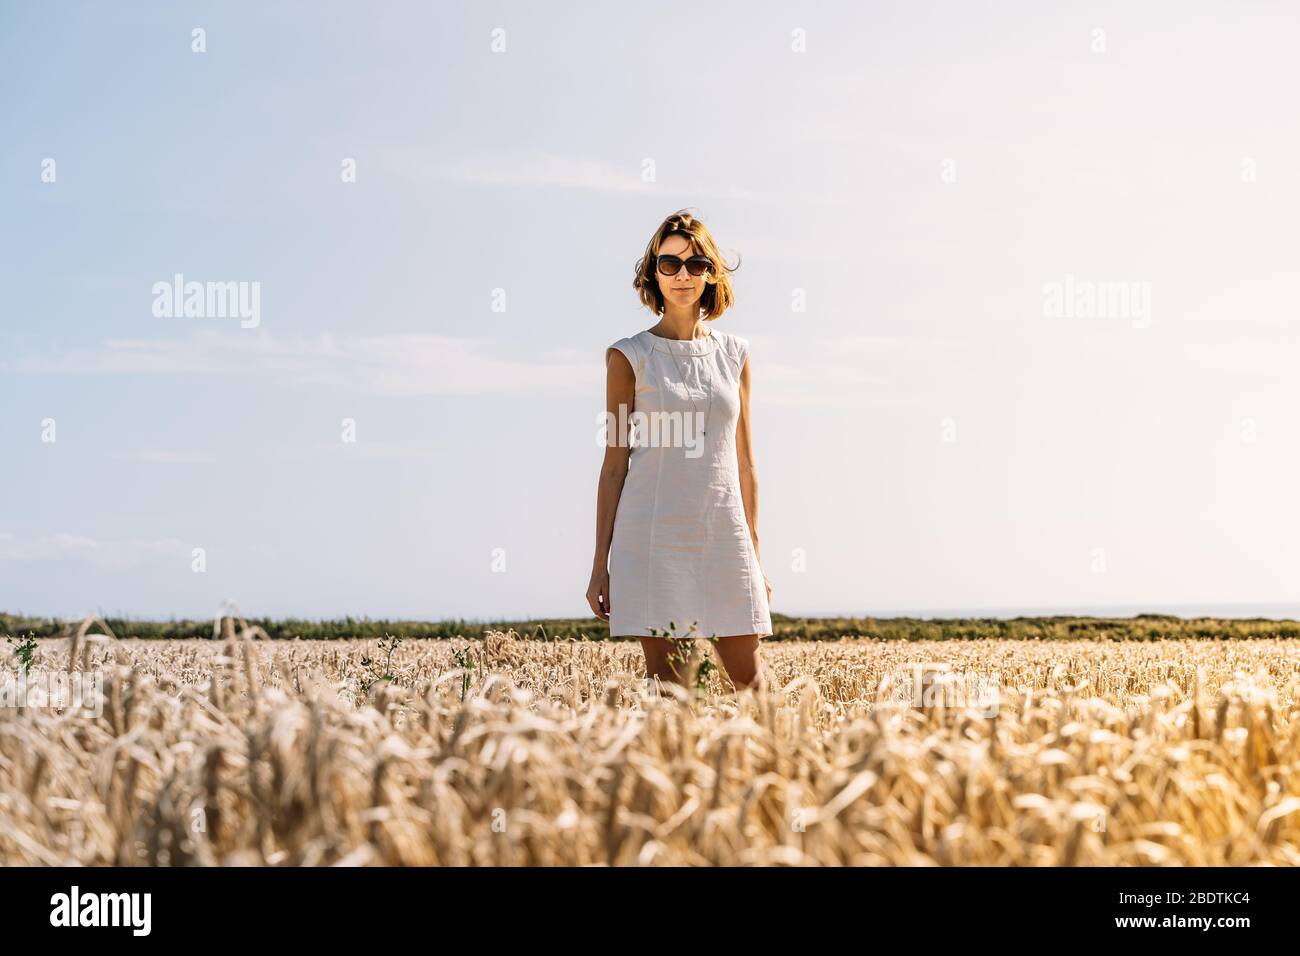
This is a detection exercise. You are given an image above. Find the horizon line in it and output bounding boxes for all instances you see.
[4,601,1300,626]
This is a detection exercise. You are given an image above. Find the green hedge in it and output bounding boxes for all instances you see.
[3,612,1298,642]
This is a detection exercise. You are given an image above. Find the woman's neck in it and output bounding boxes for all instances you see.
[651,309,708,341]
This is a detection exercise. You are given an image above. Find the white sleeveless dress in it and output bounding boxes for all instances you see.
[606,327,772,640]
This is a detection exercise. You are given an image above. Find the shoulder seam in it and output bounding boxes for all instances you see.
[730,332,747,372]
[607,336,639,370]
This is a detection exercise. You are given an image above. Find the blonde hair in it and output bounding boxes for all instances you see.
[632,208,740,321]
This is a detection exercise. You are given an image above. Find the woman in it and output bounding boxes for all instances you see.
[587,209,773,692]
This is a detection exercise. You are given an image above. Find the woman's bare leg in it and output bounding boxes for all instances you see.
[714,635,765,692]
[638,636,685,688]
[639,634,766,694]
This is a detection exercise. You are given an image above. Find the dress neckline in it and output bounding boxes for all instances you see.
[644,327,719,355]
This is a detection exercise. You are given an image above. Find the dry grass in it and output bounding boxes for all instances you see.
[3,619,1300,865]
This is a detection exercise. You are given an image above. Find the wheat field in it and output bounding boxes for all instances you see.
[3,618,1300,866]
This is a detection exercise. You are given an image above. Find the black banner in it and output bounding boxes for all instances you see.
[0,865,1277,941]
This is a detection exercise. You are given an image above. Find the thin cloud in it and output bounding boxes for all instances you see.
[379,146,768,201]
[746,334,902,407]
[3,330,594,396]
[119,450,216,465]
[0,532,189,570]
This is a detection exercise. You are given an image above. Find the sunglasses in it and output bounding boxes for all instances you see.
[656,254,712,277]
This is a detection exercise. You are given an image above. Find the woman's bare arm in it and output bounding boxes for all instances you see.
[735,353,762,566]
[587,347,634,620]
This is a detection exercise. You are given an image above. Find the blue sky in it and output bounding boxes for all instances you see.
[3,1,1299,620]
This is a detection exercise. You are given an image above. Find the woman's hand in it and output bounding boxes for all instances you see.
[753,541,771,607]
[587,566,611,622]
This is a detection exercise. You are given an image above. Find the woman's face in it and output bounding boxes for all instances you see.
[654,234,708,309]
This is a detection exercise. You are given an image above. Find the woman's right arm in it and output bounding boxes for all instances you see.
[587,347,634,621]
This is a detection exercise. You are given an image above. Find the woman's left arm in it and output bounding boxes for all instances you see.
[735,353,772,604]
